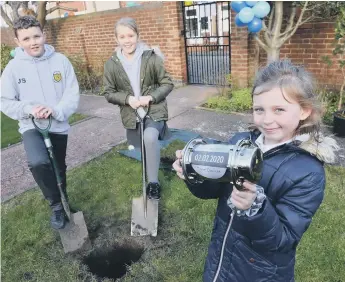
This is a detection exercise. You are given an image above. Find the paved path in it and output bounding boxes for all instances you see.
[1,86,219,202]
[2,85,344,202]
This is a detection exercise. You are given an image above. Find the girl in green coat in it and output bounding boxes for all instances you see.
[103,17,174,199]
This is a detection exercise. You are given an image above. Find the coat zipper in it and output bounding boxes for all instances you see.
[212,210,235,282]
[211,135,285,281]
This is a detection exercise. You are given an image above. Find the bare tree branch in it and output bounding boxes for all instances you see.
[262,20,271,43]
[279,1,309,46]
[268,4,274,31]
[254,34,269,52]
[0,4,13,27]
[37,2,76,28]
[21,1,38,17]
[299,15,314,26]
[261,20,267,32]
[13,3,20,18]
[46,5,77,15]
[263,5,275,43]
[303,2,325,12]
[272,1,283,42]
[283,3,296,35]
[256,0,344,63]
[8,1,21,20]
[20,1,28,9]
[1,1,78,29]
[36,1,47,28]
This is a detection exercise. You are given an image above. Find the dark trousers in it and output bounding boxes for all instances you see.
[22,129,68,206]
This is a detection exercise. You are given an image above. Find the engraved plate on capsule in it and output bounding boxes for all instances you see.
[190,145,229,180]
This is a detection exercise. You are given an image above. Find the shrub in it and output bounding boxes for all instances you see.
[205,88,252,112]
[67,55,103,94]
[319,7,345,113]
[318,88,340,125]
[1,44,13,74]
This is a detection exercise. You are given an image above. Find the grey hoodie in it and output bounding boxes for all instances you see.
[116,42,146,99]
[1,44,79,134]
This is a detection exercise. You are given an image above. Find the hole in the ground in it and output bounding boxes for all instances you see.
[23,272,33,280]
[83,242,144,280]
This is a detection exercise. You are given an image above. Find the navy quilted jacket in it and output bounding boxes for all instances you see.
[186,131,328,282]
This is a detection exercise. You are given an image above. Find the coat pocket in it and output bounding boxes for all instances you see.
[231,239,277,281]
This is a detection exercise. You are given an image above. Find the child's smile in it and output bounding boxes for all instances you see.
[253,87,311,145]
[116,25,139,57]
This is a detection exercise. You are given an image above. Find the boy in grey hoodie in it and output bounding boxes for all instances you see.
[1,16,80,230]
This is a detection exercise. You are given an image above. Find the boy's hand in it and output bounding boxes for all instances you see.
[32,106,52,119]
[139,96,153,107]
[172,150,185,180]
[128,96,141,109]
[230,181,257,210]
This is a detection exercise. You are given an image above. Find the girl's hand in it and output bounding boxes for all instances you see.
[172,150,185,180]
[139,96,153,107]
[32,106,52,119]
[230,180,257,210]
[128,96,141,109]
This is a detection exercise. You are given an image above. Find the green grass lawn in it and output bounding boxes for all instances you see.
[1,112,22,149]
[1,142,345,282]
[1,112,88,149]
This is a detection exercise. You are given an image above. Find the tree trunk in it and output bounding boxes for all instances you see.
[36,2,47,29]
[266,47,280,63]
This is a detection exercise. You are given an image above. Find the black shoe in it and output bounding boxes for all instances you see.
[147,182,161,200]
[50,204,66,230]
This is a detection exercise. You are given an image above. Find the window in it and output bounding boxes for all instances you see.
[221,4,229,11]
[201,16,208,30]
[186,18,198,37]
[186,9,197,17]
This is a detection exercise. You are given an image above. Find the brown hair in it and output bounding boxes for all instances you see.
[252,59,323,142]
[13,16,42,38]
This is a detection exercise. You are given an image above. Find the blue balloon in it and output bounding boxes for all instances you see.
[10,49,15,58]
[252,1,271,18]
[235,14,247,27]
[230,1,248,13]
[127,1,139,7]
[245,1,257,7]
[238,7,254,24]
[248,17,262,33]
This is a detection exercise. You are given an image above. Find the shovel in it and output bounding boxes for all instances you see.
[130,107,159,237]
[31,115,91,253]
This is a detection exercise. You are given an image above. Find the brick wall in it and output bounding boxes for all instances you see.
[43,1,186,84]
[248,33,260,86]
[281,22,342,89]
[230,10,250,88]
[248,21,342,90]
[1,6,342,90]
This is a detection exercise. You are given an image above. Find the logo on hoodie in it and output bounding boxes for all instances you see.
[53,71,62,83]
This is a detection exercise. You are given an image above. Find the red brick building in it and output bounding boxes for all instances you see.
[1,1,342,89]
